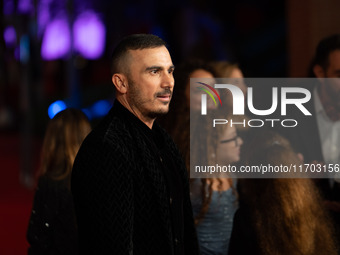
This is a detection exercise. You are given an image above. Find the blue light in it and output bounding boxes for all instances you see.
[48,100,67,119]
[20,35,30,64]
[91,100,111,117]
[81,108,92,120]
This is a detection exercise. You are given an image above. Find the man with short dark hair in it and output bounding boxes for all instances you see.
[309,34,340,79]
[280,34,340,193]
[277,34,340,244]
[71,34,199,255]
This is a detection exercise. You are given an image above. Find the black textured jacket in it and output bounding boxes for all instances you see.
[27,176,78,255]
[71,100,199,255]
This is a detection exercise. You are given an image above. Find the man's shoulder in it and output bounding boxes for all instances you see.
[73,114,135,169]
[87,114,134,147]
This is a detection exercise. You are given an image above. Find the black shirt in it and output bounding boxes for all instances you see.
[116,101,185,254]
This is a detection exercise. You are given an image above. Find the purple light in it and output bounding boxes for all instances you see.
[41,17,71,60]
[14,47,20,60]
[18,0,33,14]
[73,11,106,59]
[3,0,15,15]
[37,1,51,36]
[3,26,17,47]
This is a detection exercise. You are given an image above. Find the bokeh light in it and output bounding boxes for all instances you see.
[3,26,17,47]
[73,11,106,59]
[48,100,67,119]
[41,16,71,60]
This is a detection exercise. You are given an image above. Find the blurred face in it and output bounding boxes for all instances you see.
[316,50,340,109]
[230,68,247,95]
[324,50,340,78]
[185,69,215,110]
[126,46,175,119]
[216,125,243,165]
[223,68,246,109]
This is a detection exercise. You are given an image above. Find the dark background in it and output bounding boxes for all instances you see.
[1,0,340,254]
[1,0,288,134]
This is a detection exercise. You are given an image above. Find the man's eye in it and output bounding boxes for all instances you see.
[151,69,159,74]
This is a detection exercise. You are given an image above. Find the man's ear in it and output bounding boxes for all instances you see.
[313,65,325,78]
[112,74,128,94]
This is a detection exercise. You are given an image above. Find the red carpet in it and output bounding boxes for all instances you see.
[0,133,41,255]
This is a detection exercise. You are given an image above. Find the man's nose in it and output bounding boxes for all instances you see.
[161,72,174,88]
[238,137,243,146]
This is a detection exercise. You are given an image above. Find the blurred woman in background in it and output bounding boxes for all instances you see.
[228,130,338,255]
[160,58,243,254]
[27,108,91,255]
[211,61,247,107]
[157,58,216,171]
[191,111,242,254]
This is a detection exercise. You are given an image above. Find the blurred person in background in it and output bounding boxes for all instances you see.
[228,130,338,255]
[157,58,216,171]
[280,33,340,199]
[210,60,250,137]
[277,34,340,241]
[160,59,242,253]
[211,61,246,95]
[26,108,91,255]
[191,111,242,254]
[210,60,251,183]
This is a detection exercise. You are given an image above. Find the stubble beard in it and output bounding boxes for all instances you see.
[127,78,171,119]
[324,79,340,111]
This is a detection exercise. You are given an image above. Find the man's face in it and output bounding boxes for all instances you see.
[126,46,175,119]
[324,50,340,78]
[315,50,340,109]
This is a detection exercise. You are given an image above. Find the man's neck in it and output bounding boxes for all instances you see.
[116,97,155,129]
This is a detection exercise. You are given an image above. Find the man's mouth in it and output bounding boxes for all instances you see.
[156,91,172,102]
[157,94,171,102]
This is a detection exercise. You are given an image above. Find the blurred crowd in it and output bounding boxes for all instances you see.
[21,32,340,255]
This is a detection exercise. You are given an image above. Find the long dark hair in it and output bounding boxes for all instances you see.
[39,108,91,188]
[191,111,238,225]
[240,130,337,254]
[157,58,216,170]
